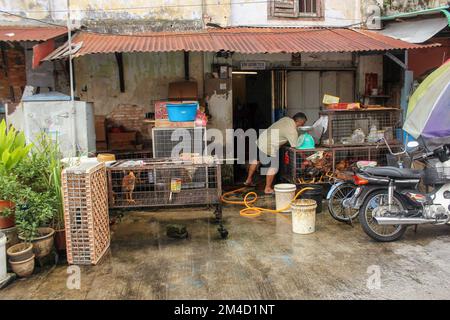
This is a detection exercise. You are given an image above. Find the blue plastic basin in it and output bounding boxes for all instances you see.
[166,103,198,122]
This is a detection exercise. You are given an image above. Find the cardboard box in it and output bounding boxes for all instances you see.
[155,119,197,128]
[95,116,107,141]
[154,101,169,120]
[96,141,108,151]
[108,131,137,143]
[168,81,198,100]
[109,142,135,151]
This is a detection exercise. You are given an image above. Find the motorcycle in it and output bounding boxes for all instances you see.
[344,140,450,242]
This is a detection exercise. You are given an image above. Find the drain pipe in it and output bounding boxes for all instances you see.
[184,51,190,80]
[0,232,6,283]
[67,0,77,156]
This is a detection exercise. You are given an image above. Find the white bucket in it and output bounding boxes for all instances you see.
[274,184,297,213]
[0,232,6,282]
[291,199,317,234]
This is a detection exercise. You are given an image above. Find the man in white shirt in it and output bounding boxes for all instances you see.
[244,113,307,194]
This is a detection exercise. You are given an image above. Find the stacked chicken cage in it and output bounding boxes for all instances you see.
[152,127,207,158]
[281,108,403,184]
[106,156,227,237]
[62,162,110,265]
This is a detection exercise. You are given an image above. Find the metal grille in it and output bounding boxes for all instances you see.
[107,158,221,209]
[62,162,110,265]
[300,0,318,14]
[321,109,402,147]
[281,145,402,184]
[152,127,207,158]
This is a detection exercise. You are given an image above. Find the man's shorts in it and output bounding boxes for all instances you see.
[252,149,278,169]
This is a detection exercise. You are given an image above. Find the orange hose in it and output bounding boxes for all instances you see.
[221,187,314,219]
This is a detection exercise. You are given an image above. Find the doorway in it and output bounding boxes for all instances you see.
[232,70,272,183]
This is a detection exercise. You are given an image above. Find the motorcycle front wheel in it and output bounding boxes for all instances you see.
[328,183,359,223]
[359,190,407,242]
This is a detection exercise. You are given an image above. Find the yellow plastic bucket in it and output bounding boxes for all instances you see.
[291,199,317,234]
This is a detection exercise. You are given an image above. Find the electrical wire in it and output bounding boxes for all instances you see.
[0,8,366,38]
[1,1,365,13]
[0,9,66,27]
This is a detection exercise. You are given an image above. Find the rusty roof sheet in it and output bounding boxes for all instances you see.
[67,27,440,56]
[0,26,67,42]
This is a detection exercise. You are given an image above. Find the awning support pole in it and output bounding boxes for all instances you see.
[385,52,407,70]
[115,52,125,92]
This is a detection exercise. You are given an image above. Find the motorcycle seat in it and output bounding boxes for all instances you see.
[363,166,423,179]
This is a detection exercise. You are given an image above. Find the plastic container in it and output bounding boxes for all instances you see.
[291,199,317,234]
[0,232,6,282]
[301,184,323,213]
[166,103,198,122]
[274,184,297,213]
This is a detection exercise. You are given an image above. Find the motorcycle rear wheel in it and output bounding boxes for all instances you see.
[359,190,407,242]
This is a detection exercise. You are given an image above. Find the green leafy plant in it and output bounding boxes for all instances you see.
[14,133,65,229]
[0,119,32,174]
[0,173,21,218]
[14,189,55,242]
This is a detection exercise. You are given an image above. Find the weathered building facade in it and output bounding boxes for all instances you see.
[0,1,443,181]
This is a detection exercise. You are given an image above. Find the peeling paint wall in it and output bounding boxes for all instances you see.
[383,0,448,15]
[74,51,204,115]
[231,0,363,27]
[357,54,383,96]
[0,0,231,31]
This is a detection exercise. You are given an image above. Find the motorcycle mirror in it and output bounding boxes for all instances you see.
[407,141,419,149]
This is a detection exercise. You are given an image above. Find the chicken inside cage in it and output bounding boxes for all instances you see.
[107,159,220,208]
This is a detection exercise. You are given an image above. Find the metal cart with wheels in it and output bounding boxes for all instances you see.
[106,157,228,239]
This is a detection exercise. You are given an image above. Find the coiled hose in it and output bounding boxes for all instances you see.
[221,187,314,218]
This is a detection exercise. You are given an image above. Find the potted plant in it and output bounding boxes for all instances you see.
[6,243,35,278]
[14,133,64,254]
[0,120,32,229]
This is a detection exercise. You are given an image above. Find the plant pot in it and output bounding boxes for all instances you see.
[19,227,55,258]
[0,225,19,251]
[54,229,66,252]
[9,254,35,278]
[7,242,34,263]
[0,200,15,229]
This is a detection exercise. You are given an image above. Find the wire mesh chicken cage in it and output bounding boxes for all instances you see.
[107,158,221,209]
[320,109,402,147]
[62,162,110,265]
[152,127,207,158]
[106,157,227,238]
[280,145,402,184]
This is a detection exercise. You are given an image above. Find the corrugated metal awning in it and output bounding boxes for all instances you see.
[52,27,438,58]
[0,26,67,42]
[379,17,449,44]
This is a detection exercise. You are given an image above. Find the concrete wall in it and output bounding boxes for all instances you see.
[74,51,204,115]
[383,0,448,15]
[231,0,363,27]
[0,0,231,31]
[357,54,383,96]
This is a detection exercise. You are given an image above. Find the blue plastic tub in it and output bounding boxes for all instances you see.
[166,103,198,122]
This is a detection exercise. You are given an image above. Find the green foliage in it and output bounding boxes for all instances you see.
[0,130,64,239]
[0,120,32,173]
[14,189,55,242]
[0,173,54,240]
[0,174,21,217]
[14,133,65,229]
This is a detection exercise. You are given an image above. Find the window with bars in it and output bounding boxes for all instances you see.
[270,0,323,19]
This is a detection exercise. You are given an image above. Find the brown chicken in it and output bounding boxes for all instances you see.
[335,160,350,172]
[122,171,136,204]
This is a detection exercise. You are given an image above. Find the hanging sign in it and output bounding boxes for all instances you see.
[240,61,266,70]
